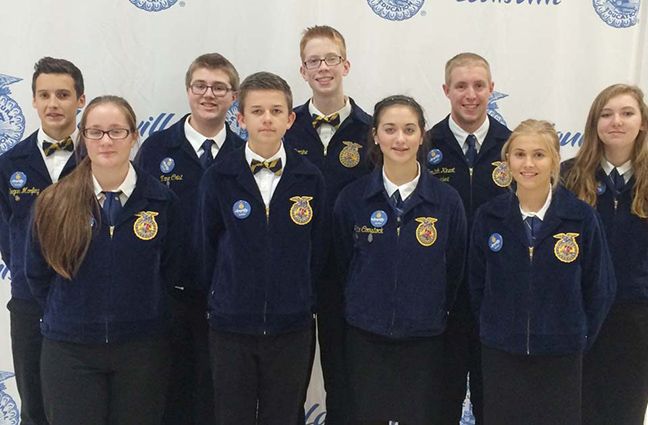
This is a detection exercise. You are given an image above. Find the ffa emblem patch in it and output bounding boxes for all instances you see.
[491,162,512,188]
[427,149,443,166]
[133,211,159,241]
[415,217,438,247]
[289,196,314,225]
[370,210,388,228]
[553,233,580,263]
[489,233,503,252]
[339,142,362,168]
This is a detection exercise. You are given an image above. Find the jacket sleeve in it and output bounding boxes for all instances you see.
[332,191,355,284]
[468,207,488,322]
[24,215,55,307]
[195,170,224,293]
[444,191,468,312]
[160,192,185,295]
[581,208,617,350]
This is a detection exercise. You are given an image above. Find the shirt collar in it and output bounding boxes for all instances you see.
[245,142,286,168]
[92,162,137,200]
[519,186,552,221]
[448,115,490,152]
[382,162,421,201]
[38,127,79,150]
[601,157,634,181]
[309,97,352,125]
[184,116,227,154]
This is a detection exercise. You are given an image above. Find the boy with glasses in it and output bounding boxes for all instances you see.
[0,56,86,425]
[284,25,371,425]
[135,53,243,425]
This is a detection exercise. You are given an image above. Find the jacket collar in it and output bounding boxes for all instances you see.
[363,165,439,212]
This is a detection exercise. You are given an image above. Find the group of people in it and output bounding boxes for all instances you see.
[0,24,646,425]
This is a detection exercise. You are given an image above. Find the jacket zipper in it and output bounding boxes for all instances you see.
[389,216,401,335]
[263,205,270,335]
[527,244,533,355]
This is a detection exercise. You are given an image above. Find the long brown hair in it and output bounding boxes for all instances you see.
[563,84,648,217]
[33,95,138,279]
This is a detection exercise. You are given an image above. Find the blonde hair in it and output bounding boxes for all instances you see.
[501,119,561,188]
[299,25,347,61]
[563,84,648,217]
[444,52,491,86]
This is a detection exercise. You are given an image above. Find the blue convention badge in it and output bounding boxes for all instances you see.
[10,172,26,189]
[427,149,443,166]
[159,157,175,173]
[488,233,503,252]
[232,200,251,219]
[370,210,388,228]
[596,181,606,196]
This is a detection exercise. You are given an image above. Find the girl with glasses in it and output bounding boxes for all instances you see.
[25,95,184,425]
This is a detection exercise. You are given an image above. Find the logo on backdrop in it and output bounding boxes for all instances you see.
[0,75,26,156]
[226,100,248,140]
[367,0,425,21]
[593,0,640,28]
[487,91,509,127]
[0,371,19,424]
[129,0,178,11]
[456,0,561,5]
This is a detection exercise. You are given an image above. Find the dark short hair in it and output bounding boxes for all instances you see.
[238,72,293,113]
[185,53,240,92]
[32,57,84,98]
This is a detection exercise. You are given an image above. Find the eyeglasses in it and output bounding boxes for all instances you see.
[303,56,344,70]
[189,82,234,97]
[82,128,132,140]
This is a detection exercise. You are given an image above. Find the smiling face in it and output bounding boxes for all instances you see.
[597,93,645,163]
[443,65,493,134]
[32,73,86,141]
[187,67,236,128]
[83,103,137,172]
[237,89,295,156]
[373,105,423,169]
[507,135,554,193]
[299,37,350,98]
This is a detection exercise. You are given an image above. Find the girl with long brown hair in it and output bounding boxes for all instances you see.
[25,95,183,425]
[562,84,648,424]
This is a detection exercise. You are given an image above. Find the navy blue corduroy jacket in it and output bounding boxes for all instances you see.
[562,159,648,304]
[426,115,511,227]
[0,131,76,312]
[284,98,372,212]
[25,168,184,344]
[469,187,616,356]
[333,167,467,338]
[197,147,326,335]
[135,114,244,295]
